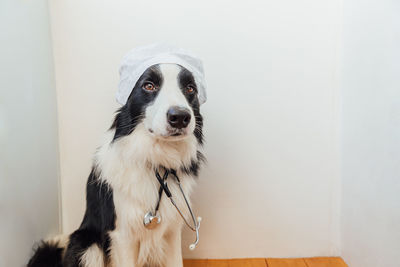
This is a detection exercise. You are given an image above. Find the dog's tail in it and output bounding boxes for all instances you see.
[27,235,68,267]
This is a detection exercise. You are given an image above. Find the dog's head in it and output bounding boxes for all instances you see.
[112,63,203,144]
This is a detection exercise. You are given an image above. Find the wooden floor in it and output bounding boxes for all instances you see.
[184,257,348,267]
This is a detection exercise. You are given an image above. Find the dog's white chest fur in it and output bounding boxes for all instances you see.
[95,124,198,266]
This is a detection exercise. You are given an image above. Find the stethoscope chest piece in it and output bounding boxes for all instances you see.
[143,211,161,229]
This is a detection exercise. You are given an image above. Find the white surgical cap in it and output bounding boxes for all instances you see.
[116,43,207,105]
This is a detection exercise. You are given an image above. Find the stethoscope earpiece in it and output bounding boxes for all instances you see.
[188,216,202,250]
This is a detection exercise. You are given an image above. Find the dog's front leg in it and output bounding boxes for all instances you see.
[109,230,138,267]
[163,227,184,267]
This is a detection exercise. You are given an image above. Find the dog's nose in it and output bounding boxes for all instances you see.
[167,106,191,129]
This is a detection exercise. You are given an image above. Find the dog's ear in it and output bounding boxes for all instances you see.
[110,105,138,141]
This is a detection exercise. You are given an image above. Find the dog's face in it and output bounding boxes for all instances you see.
[112,64,203,144]
[141,64,198,139]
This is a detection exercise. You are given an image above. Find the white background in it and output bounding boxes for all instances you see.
[0,0,60,266]
[340,1,400,267]
[49,0,342,258]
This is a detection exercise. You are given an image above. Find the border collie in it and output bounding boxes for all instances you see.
[28,63,204,267]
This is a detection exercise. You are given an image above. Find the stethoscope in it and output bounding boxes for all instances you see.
[143,168,202,250]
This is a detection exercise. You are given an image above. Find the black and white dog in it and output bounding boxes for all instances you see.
[28,63,205,267]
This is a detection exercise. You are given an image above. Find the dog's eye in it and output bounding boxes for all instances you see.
[143,83,156,91]
[186,85,195,94]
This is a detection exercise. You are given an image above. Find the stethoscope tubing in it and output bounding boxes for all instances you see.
[154,169,201,249]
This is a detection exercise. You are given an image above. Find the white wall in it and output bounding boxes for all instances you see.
[0,0,60,266]
[340,1,400,267]
[49,0,343,258]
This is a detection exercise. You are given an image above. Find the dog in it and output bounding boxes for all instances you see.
[27,63,205,267]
